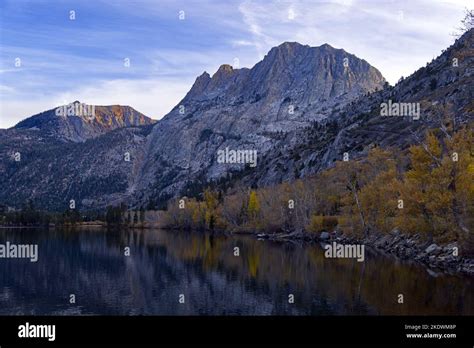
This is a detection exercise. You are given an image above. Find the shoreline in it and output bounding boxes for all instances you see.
[247,229,474,276]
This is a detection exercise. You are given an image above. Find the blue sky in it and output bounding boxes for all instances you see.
[0,0,470,128]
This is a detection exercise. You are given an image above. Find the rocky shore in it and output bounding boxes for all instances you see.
[253,229,474,276]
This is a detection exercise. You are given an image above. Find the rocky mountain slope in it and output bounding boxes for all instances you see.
[13,102,156,142]
[239,28,474,188]
[246,30,474,185]
[131,42,386,203]
[1,103,155,210]
[0,125,154,210]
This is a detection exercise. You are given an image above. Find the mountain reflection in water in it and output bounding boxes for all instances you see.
[0,227,472,315]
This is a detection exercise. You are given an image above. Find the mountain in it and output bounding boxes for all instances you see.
[130,42,386,203]
[242,28,474,187]
[0,125,154,210]
[1,103,155,209]
[1,30,473,211]
[13,102,156,142]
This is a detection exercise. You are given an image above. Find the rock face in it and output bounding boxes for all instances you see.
[228,28,474,188]
[1,30,473,211]
[131,42,386,203]
[13,102,156,142]
[1,103,155,210]
[0,125,155,210]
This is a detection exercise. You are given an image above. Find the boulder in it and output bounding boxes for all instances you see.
[390,228,400,236]
[425,243,440,254]
[319,232,330,240]
[444,242,458,254]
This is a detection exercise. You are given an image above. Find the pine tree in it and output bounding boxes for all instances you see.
[204,188,219,230]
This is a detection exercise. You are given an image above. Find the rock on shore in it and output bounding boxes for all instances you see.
[252,229,474,275]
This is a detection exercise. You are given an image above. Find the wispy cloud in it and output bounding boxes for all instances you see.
[234,0,470,84]
[0,0,471,128]
[0,77,193,128]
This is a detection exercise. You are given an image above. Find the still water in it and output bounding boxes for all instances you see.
[0,227,472,315]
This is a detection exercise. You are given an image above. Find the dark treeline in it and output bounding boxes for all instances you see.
[0,200,53,226]
[0,200,148,227]
[0,200,101,226]
[104,204,145,226]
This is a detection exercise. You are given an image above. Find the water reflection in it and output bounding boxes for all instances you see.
[0,227,472,315]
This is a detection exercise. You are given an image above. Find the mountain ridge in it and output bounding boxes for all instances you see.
[1,31,472,211]
[132,40,387,205]
[13,102,156,142]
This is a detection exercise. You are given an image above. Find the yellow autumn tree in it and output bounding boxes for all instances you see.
[358,149,400,235]
[337,158,371,238]
[336,147,401,237]
[247,190,261,229]
[397,131,444,240]
[397,127,474,248]
[443,126,474,252]
[189,200,205,229]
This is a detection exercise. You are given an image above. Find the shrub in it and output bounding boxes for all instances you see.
[307,215,338,233]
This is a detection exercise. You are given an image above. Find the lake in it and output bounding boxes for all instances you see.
[0,227,472,315]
